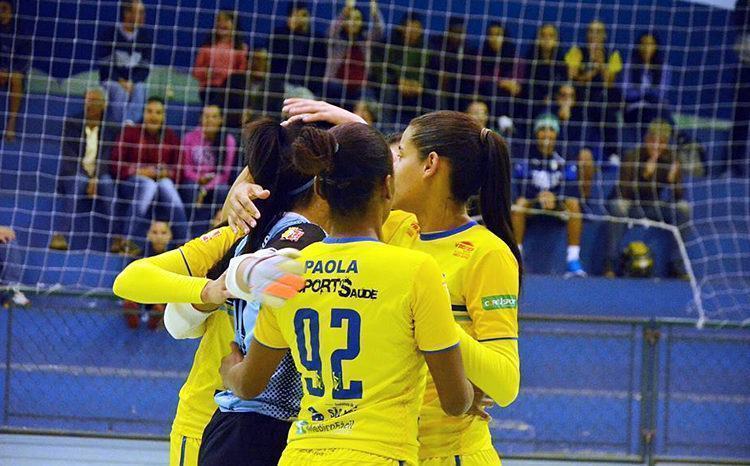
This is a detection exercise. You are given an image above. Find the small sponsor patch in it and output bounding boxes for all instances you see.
[406,221,420,238]
[200,229,222,242]
[281,227,305,242]
[453,240,475,258]
[482,294,518,310]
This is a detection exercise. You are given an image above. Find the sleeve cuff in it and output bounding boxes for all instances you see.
[253,336,289,351]
[420,340,460,354]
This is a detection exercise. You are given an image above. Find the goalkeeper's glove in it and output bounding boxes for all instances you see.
[225,248,306,308]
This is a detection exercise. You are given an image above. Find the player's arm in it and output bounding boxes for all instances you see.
[221,304,289,399]
[113,226,241,305]
[462,249,521,407]
[413,257,473,416]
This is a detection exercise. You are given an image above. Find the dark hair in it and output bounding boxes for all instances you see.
[205,10,244,50]
[291,123,392,220]
[146,95,165,106]
[386,131,403,146]
[408,111,523,285]
[241,118,332,250]
[288,1,310,15]
[630,32,663,87]
[481,22,516,77]
[120,0,141,17]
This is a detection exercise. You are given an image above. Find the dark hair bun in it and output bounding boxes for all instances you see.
[291,126,337,176]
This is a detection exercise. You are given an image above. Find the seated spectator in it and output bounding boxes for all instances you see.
[123,220,171,329]
[324,0,384,105]
[97,0,152,126]
[110,96,186,249]
[50,88,126,252]
[267,1,326,95]
[523,24,567,112]
[352,99,377,126]
[429,15,474,111]
[512,114,586,277]
[0,0,29,142]
[622,32,673,136]
[476,22,521,119]
[565,20,623,163]
[225,48,285,128]
[381,11,435,127]
[551,83,596,198]
[606,120,690,278]
[465,100,490,128]
[179,104,236,232]
[192,10,248,107]
[0,225,29,307]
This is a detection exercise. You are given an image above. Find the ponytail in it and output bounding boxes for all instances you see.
[480,129,524,287]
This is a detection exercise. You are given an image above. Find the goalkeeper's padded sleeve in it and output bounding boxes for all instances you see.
[164,302,213,340]
[456,323,520,407]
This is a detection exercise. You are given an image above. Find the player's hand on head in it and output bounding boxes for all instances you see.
[281,98,367,127]
[226,181,270,234]
[226,248,307,308]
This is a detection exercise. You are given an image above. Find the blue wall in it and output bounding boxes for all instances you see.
[19,0,738,118]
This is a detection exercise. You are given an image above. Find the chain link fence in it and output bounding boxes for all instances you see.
[1,292,748,464]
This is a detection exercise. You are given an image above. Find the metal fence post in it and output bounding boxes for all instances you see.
[639,320,661,466]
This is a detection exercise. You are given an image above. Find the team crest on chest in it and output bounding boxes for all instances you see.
[453,241,475,259]
[281,226,305,242]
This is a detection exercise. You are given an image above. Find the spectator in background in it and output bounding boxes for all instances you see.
[551,83,595,198]
[565,20,623,164]
[179,104,236,233]
[0,225,29,307]
[382,11,435,127]
[730,0,749,176]
[268,1,326,95]
[523,24,567,112]
[225,48,285,128]
[0,0,29,142]
[352,99,377,126]
[324,0,384,105]
[606,120,689,278]
[123,220,171,329]
[97,0,152,126]
[192,10,248,107]
[465,100,490,129]
[512,114,587,277]
[429,16,474,111]
[110,96,186,250]
[476,22,521,120]
[622,33,673,136]
[50,88,127,252]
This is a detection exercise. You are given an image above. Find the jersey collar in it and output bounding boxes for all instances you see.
[322,236,380,244]
[419,220,478,241]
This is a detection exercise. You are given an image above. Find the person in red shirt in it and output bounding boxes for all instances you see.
[192,10,248,107]
[110,96,187,249]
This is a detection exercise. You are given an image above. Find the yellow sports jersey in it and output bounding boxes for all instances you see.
[169,228,241,440]
[381,210,420,248]
[254,237,459,465]
[412,220,519,459]
[114,226,241,444]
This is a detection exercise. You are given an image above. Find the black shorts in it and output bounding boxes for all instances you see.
[198,409,292,466]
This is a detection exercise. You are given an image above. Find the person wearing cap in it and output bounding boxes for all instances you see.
[605,119,690,278]
[512,113,587,277]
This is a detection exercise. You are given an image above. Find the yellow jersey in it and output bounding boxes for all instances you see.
[381,209,420,248]
[412,221,519,458]
[113,226,241,440]
[254,237,459,464]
